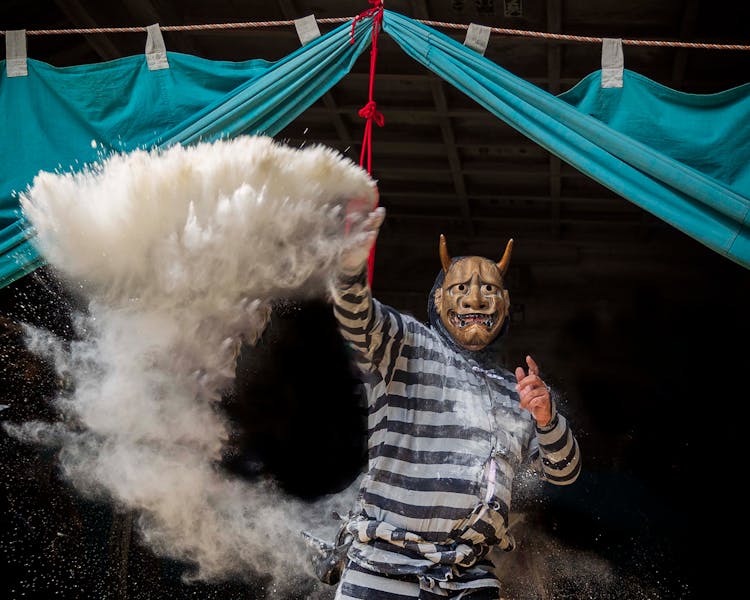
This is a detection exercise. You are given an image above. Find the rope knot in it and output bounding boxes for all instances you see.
[350,0,384,44]
[358,101,384,127]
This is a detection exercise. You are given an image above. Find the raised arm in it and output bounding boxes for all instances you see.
[330,205,400,376]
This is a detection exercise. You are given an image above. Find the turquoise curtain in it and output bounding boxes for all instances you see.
[382,10,750,269]
[2,10,750,288]
[0,18,374,288]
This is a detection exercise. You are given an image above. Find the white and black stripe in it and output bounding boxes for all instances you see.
[331,266,581,595]
[334,561,501,599]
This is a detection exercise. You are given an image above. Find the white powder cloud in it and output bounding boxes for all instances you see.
[7,136,376,592]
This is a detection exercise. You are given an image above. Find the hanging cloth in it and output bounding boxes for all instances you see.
[381,10,750,269]
[0,17,374,288]
[2,10,750,287]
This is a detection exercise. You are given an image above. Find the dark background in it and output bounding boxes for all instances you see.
[3,251,747,599]
[3,1,750,598]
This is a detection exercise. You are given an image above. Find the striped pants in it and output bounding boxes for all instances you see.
[334,561,501,600]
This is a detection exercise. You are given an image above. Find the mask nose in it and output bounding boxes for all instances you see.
[460,284,487,310]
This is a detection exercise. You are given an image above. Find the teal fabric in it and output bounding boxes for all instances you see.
[2,10,750,288]
[0,18,373,287]
[382,10,750,269]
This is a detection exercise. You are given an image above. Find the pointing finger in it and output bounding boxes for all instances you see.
[526,355,540,376]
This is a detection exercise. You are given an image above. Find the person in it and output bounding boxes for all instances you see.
[323,204,581,599]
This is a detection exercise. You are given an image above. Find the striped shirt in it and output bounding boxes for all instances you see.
[332,267,581,593]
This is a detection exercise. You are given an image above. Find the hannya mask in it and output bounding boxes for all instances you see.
[433,235,513,351]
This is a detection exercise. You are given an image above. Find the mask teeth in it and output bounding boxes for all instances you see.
[456,313,495,328]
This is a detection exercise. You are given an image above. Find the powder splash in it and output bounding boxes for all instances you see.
[8,136,377,591]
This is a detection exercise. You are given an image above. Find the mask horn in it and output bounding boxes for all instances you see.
[497,238,514,276]
[439,234,452,273]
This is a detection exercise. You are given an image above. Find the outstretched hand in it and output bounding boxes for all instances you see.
[340,199,386,272]
[515,355,552,428]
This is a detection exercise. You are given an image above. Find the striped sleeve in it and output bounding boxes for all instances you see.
[528,398,581,485]
[331,265,407,384]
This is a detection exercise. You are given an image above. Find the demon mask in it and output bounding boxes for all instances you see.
[432,235,513,351]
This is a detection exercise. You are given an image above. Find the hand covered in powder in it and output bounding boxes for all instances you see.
[340,197,386,273]
[515,355,552,428]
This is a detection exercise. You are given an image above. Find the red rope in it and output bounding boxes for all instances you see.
[351,0,384,284]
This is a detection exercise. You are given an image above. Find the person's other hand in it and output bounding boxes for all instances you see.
[515,355,552,427]
[340,200,385,272]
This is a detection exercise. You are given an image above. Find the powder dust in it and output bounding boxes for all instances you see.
[6,135,377,592]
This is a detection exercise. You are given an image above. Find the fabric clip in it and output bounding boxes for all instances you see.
[601,37,623,88]
[5,30,28,77]
[464,23,491,55]
[145,24,170,71]
[295,15,321,46]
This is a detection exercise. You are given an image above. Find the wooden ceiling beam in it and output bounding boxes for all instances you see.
[280,135,545,155]
[277,0,358,154]
[370,191,625,204]
[53,0,123,60]
[546,0,562,238]
[344,72,585,88]
[411,0,475,235]
[382,211,660,229]
[431,78,476,235]
[361,161,592,178]
[120,0,200,54]
[671,0,700,89]
[299,103,557,121]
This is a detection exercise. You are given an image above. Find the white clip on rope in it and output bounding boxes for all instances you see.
[145,23,169,71]
[464,23,491,55]
[5,30,28,77]
[294,14,321,46]
[601,37,624,88]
